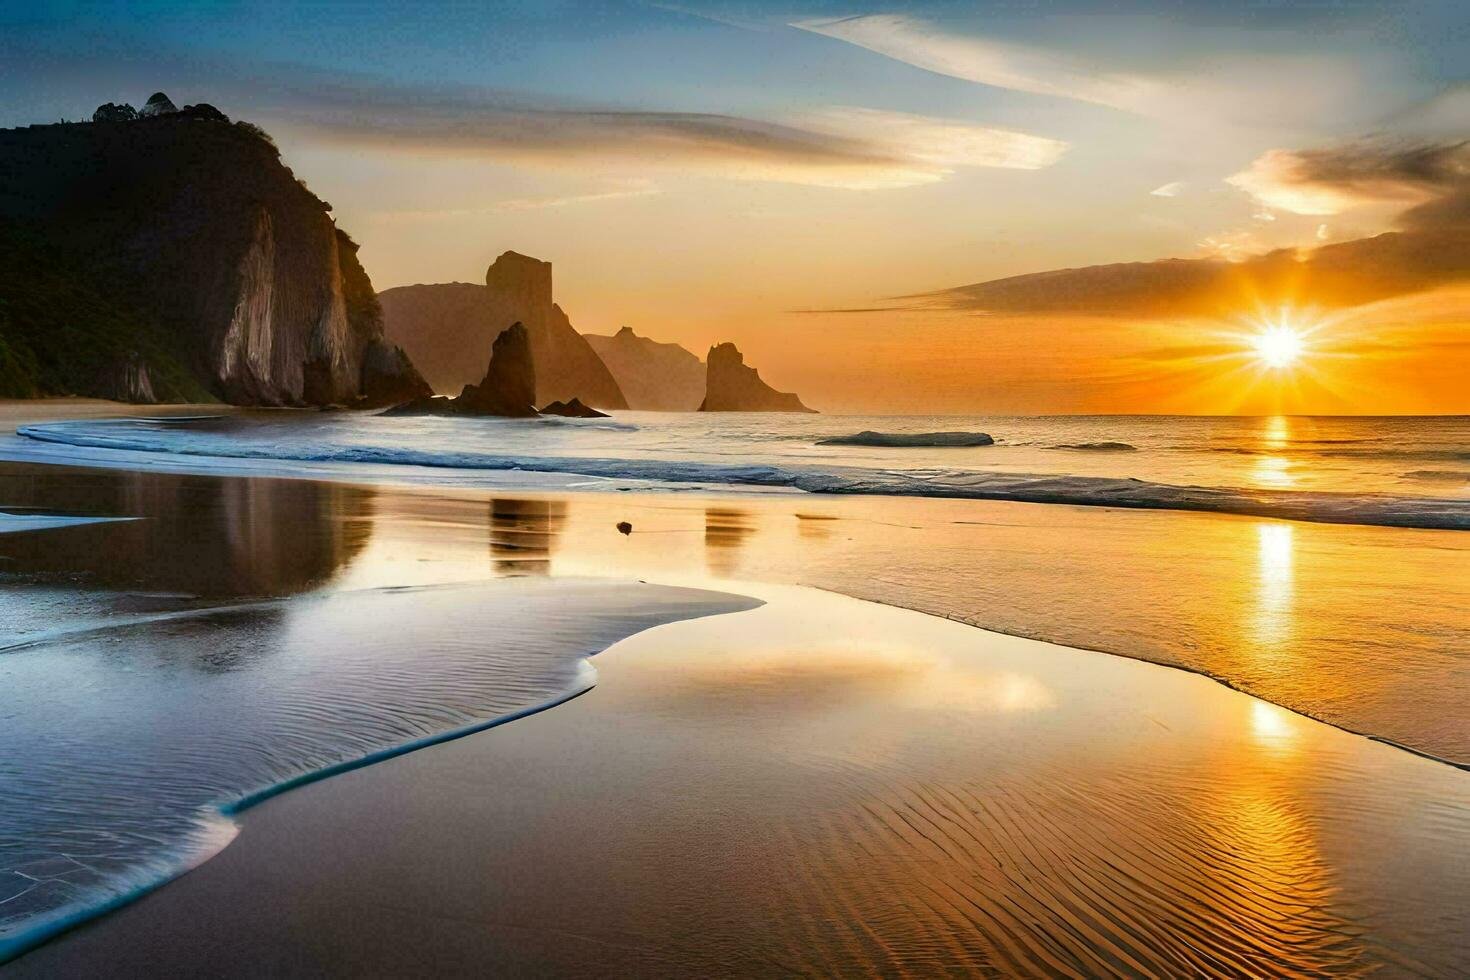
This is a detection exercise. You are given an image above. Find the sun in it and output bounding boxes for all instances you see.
[1251,323,1306,369]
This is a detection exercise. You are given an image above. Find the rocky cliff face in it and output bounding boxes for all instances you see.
[379,251,628,410]
[699,342,814,413]
[584,326,706,411]
[0,98,426,405]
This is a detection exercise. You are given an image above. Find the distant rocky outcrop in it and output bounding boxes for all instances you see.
[380,251,628,409]
[698,342,814,413]
[387,322,538,417]
[818,431,993,447]
[584,326,705,411]
[0,93,427,405]
[540,398,609,418]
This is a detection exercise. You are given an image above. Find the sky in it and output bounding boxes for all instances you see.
[3,0,1468,414]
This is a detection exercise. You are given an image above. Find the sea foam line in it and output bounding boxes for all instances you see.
[13,421,1470,531]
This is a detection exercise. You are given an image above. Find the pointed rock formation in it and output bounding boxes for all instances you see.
[379,251,628,409]
[698,343,814,413]
[387,322,538,417]
[584,326,705,411]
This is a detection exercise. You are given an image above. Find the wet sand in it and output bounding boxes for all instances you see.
[9,582,1468,976]
[1,454,1468,973]
[4,460,1468,764]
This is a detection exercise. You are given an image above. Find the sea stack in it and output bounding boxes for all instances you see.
[387,322,538,417]
[379,251,628,410]
[698,342,814,413]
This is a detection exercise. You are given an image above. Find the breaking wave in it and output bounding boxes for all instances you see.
[13,418,1470,530]
[0,580,756,963]
[1050,441,1138,452]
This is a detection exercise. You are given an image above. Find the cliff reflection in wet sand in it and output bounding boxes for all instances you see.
[0,463,374,600]
[703,507,755,576]
[489,498,565,576]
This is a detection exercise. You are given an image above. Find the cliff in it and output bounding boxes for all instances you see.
[379,251,628,410]
[584,326,705,411]
[698,342,814,413]
[0,96,427,405]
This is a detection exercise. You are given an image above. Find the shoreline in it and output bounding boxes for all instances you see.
[3,444,1468,766]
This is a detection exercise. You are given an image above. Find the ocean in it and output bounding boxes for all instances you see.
[11,411,1470,527]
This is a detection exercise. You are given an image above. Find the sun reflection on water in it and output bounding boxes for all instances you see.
[1254,523,1295,648]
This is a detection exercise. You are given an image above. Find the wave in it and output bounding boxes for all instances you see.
[0,579,758,964]
[14,420,1470,530]
[1404,469,1470,484]
[1049,441,1138,452]
[816,430,995,448]
[1211,444,1470,463]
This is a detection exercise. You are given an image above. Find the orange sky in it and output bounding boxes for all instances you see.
[20,2,1462,414]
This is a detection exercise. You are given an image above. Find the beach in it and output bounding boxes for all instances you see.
[7,580,1468,975]
[2,415,1468,973]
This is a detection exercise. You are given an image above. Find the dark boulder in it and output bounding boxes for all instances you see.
[540,397,609,418]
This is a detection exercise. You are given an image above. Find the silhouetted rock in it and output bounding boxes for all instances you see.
[818,431,994,447]
[379,251,628,409]
[139,92,178,117]
[585,325,706,411]
[92,103,137,123]
[698,342,814,413]
[540,398,609,418]
[387,322,538,417]
[359,340,432,408]
[0,106,425,405]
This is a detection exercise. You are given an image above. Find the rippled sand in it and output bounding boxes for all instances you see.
[12,583,1467,976]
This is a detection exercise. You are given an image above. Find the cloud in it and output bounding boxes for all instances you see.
[1151,181,1185,198]
[791,14,1156,111]
[1227,141,1470,217]
[376,180,664,221]
[799,107,1068,171]
[789,13,1403,129]
[2,44,1065,191]
[245,76,1068,191]
[905,227,1470,318]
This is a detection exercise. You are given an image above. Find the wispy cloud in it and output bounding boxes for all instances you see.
[791,14,1156,111]
[376,180,664,221]
[1150,181,1185,198]
[789,13,1400,129]
[799,107,1068,172]
[254,77,1066,190]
